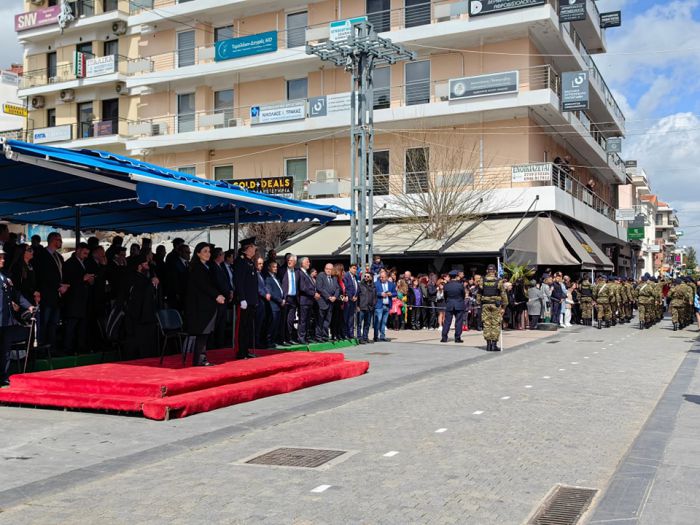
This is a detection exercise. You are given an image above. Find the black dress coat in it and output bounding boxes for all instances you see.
[184,259,220,335]
[61,256,90,319]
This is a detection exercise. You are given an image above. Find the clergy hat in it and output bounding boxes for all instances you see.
[239,236,256,248]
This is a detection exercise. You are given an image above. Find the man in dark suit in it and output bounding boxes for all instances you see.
[255,256,270,349]
[166,242,189,311]
[342,263,359,339]
[279,253,300,344]
[209,247,233,349]
[233,238,258,359]
[265,260,285,348]
[62,242,94,354]
[297,256,317,344]
[315,263,340,341]
[34,232,68,352]
[441,270,466,343]
[373,269,396,342]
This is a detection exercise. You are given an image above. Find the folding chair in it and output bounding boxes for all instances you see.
[156,309,187,365]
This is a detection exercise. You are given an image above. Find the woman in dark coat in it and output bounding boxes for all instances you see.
[185,242,225,366]
[8,244,38,305]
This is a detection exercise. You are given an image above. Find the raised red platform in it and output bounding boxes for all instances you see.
[0,350,369,420]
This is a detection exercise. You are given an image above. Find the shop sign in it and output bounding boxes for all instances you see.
[33,124,72,144]
[449,71,518,100]
[15,6,61,32]
[229,176,294,194]
[250,100,306,124]
[3,103,27,117]
[86,55,116,77]
[606,137,622,153]
[559,0,586,23]
[627,227,644,241]
[561,70,589,111]
[468,0,545,17]
[511,163,552,183]
[600,11,621,28]
[215,31,277,62]
[615,209,635,221]
[330,17,367,41]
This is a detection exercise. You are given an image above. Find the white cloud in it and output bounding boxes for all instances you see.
[0,1,24,66]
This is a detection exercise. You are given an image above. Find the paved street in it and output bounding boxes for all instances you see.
[0,321,698,525]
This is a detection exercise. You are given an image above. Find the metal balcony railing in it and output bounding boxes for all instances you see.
[20,54,130,90]
[27,117,135,143]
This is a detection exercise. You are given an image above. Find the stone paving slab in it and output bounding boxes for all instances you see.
[0,321,693,524]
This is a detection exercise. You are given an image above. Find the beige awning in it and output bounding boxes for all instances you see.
[444,218,528,254]
[504,216,580,266]
[551,216,613,269]
[278,223,351,257]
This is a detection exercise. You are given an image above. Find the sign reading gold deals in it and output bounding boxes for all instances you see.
[230,176,293,194]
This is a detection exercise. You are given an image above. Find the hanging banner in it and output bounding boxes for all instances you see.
[511,163,552,183]
[215,31,277,62]
[330,16,367,41]
[468,0,545,17]
[600,11,622,28]
[606,137,622,153]
[3,103,27,117]
[559,0,586,23]
[229,176,294,194]
[86,55,116,77]
[74,51,87,79]
[250,100,306,124]
[15,6,61,32]
[561,71,589,111]
[449,71,518,100]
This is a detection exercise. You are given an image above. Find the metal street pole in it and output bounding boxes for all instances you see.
[307,21,414,268]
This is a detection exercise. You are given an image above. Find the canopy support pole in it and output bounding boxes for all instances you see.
[75,206,81,247]
[233,207,239,252]
[231,206,240,354]
[228,224,232,250]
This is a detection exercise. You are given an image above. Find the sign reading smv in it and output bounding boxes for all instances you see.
[215,31,277,62]
[561,71,589,111]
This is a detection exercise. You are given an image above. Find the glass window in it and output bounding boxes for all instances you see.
[47,108,56,128]
[367,0,390,32]
[78,102,94,139]
[286,78,308,100]
[47,52,57,80]
[103,0,119,12]
[214,89,234,128]
[100,99,119,135]
[77,41,93,57]
[286,11,308,48]
[655,213,662,225]
[177,30,195,68]
[69,1,94,18]
[103,39,119,58]
[214,165,234,183]
[48,0,58,6]
[177,92,195,133]
[373,150,390,195]
[405,147,429,193]
[374,67,390,110]
[215,25,234,42]
[179,166,196,176]
[405,60,430,106]
[286,158,307,198]
[405,0,431,28]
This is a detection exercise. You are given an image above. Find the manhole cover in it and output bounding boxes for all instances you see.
[366,352,392,355]
[245,448,346,468]
[529,485,597,525]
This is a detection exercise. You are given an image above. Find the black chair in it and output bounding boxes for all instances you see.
[97,317,124,364]
[156,309,186,365]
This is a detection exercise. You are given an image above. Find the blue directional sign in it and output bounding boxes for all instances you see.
[215,31,278,62]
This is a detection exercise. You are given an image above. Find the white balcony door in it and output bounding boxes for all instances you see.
[177,30,195,68]
[177,92,195,133]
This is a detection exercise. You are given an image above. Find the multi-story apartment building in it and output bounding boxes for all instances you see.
[654,200,679,274]
[0,65,25,140]
[16,0,631,272]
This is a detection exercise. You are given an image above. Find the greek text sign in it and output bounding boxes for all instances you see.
[15,6,61,32]
[468,0,545,17]
[330,17,367,41]
[3,103,27,117]
[33,124,71,144]
[449,71,518,100]
[250,100,306,124]
[511,163,552,183]
[215,31,277,62]
[600,11,621,28]
[561,71,589,111]
[86,55,116,77]
[559,0,586,23]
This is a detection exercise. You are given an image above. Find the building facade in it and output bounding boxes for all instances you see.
[16,0,637,273]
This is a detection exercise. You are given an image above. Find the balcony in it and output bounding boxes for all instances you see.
[16,1,128,43]
[19,55,130,97]
[27,117,134,149]
[567,0,606,54]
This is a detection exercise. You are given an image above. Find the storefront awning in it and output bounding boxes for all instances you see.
[443,218,528,254]
[504,217,580,267]
[551,216,614,270]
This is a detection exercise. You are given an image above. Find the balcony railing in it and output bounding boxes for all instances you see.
[20,54,130,90]
[26,117,134,144]
[550,164,615,220]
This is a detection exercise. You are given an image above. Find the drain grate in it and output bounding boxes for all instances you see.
[366,352,392,355]
[529,485,597,525]
[245,448,346,468]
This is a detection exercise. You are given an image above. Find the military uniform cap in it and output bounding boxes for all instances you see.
[239,236,256,248]
[448,270,459,278]
[486,264,496,271]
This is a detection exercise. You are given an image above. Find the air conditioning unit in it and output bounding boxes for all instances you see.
[151,123,167,136]
[59,89,75,102]
[228,118,240,127]
[30,0,45,6]
[112,21,127,36]
[315,169,336,182]
[115,81,127,95]
[31,96,45,109]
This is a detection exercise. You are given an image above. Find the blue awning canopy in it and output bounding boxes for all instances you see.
[0,139,350,234]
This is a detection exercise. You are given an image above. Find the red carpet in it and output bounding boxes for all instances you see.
[0,350,369,420]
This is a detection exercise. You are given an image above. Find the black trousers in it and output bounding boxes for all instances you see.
[442,309,464,341]
[255,301,267,348]
[298,304,312,342]
[283,296,298,341]
[64,317,87,355]
[236,305,256,358]
[528,314,540,330]
[0,326,26,382]
[316,307,332,339]
[209,303,227,350]
[267,307,282,347]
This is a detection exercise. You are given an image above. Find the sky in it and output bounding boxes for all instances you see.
[0,0,698,251]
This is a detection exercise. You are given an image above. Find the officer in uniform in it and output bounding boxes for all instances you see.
[441,270,466,343]
[652,277,663,323]
[579,277,594,326]
[623,277,634,323]
[593,275,612,329]
[668,278,687,331]
[477,264,508,351]
[609,276,621,326]
[636,275,654,329]
[233,237,258,359]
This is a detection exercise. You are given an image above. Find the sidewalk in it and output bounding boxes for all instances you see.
[385,324,563,349]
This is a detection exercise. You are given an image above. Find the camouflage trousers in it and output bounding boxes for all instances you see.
[482,303,502,342]
[596,302,612,322]
[671,302,688,324]
[623,302,632,319]
[610,301,620,320]
[638,302,652,323]
[580,298,593,319]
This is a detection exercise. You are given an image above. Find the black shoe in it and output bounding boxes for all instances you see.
[673,323,678,331]
[597,320,602,329]
[455,339,464,343]
[440,338,447,343]
[1,379,9,387]
[486,341,492,351]
[372,338,378,343]
[358,339,366,345]
[379,338,389,342]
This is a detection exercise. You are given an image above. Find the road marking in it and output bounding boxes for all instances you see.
[311,485,332,493]
[383,451,399,457]
[500,396,511,400]
[472,410,484,415]
[525,385,533,389]
[593,352,599,354]
[608,343,614,346]
[584,356,590,359]
[559,368,566,371]
[435,428,447,433]
[571,362,579,365]
[542,376,551,379]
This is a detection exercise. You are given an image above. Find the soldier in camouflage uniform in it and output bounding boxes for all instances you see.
[636,275,655,329]
[579,277,594,326]
[593,275,612,329]
[623,277,634,322]
[611,276,622,325]
[477,264,508,352]
[652,277,663,323]
[679,277,694,328]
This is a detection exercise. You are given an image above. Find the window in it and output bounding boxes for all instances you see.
[286,11,308,48]
[286,77,308,100]
[103,0,119,12]
[76,42,93,57]
[48,0,58,6]
[103,39,118,59]
[177,30,195,68]
[286,158,307,198]
[367,0,390,33]
[214,165,234,183]
[47,108,56,128]
[178,166,196,176]
[78,102,94,139]
[374,67,390,110]
[215,25,234,42]
[405,0,431,28]
[655,230,663,239]
[405,147,429,193]
[69,0,94,18]
[177,92,195,133]
[655,213,662,225]
[405,60,430,106]
[214,89,234,128]
[373,150,390,195]
[47,52,57,80]
[100,99,119,135]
